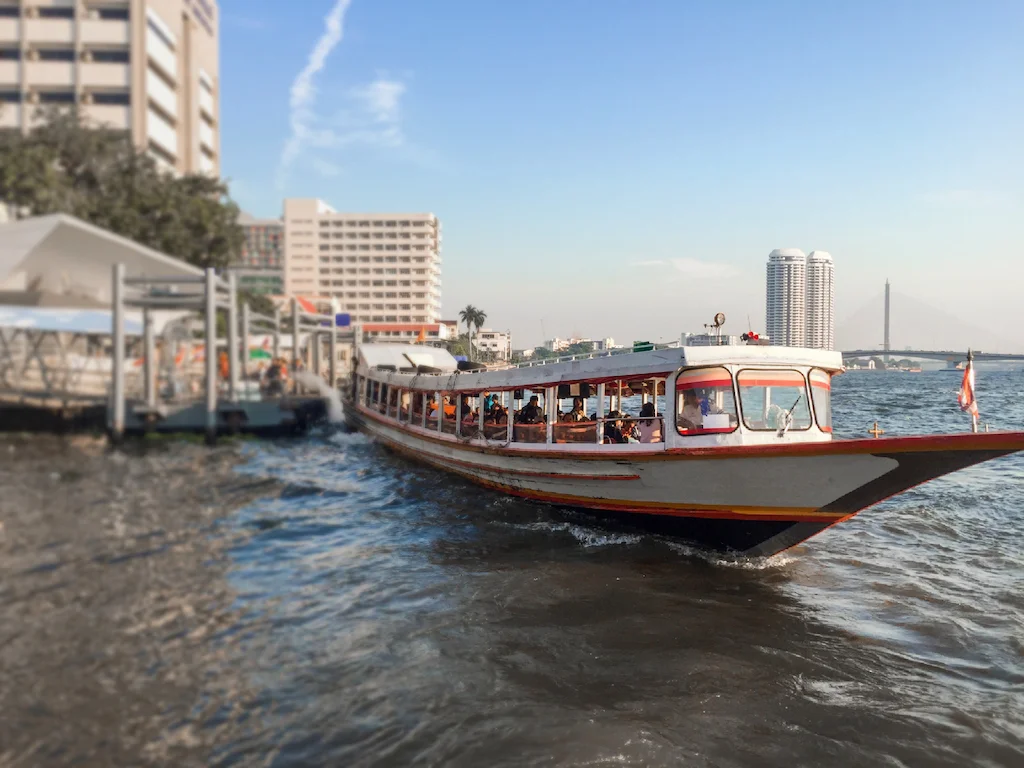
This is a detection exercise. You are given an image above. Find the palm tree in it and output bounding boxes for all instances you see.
[458,305,477,339]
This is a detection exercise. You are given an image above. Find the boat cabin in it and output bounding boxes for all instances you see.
[350,343,844,451]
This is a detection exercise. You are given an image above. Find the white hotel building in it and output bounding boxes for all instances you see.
[283,198,443,327]
[0,0,219,177]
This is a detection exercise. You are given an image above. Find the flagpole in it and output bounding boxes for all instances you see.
[968,348,978,433]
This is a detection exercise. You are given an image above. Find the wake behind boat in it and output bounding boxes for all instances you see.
[342,342,1024,557]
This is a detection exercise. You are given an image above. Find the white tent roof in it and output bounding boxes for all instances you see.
[358,344,458,372]
[0,214,204,307]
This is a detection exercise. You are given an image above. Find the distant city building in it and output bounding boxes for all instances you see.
[544,336,612,353]
[282,199,442,325]
[805,251,835,350]
[766,248,807,347]
[0,0,220,176]
[361,323,451,344]
[474,329,511,360]
[765,248,835,349]
[236,212,283,295]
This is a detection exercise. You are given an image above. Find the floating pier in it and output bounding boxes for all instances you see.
[109,265,350,444]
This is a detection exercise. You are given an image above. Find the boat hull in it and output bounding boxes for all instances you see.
[346,403,1024,557]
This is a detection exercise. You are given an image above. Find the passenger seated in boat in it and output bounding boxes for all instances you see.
[443,397,457,419]
[635,403,662,443]
[488,405,508,425]
[561,397,588,423]
[518,395,545,424]
[603,411,625,443]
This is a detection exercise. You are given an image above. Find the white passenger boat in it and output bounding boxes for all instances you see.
[343,343,1024,557]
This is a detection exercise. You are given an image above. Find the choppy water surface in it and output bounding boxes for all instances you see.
[1,371,1022,767]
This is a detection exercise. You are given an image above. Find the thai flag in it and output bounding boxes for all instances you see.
[957,357,978,418]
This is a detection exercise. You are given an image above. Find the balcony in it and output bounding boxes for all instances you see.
[24,19,74,44]
[198,118,215,151]
[81,103,130,130]
[80,18,130,45]
[145,25,176,81]
[0,60,18,85]
[145,66,176,117]
[24,61,74,87]
[0,18,19,41]
[146,106,177,158]
[80,61,130,88]
[198,85,214,118]
[0,103,20,128]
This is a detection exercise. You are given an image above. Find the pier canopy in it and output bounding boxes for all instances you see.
[0,213,203,308]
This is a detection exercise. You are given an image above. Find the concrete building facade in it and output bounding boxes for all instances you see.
[474,328,511,361]
[765,248,807,347]
[282,198,442,325]
[236,211,282,295]
[0,0,220,176]
[805,250,835,350]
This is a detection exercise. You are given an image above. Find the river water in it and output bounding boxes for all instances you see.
[1,371,1022,767]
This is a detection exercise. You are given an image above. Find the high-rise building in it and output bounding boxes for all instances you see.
[805,250,835,350]
[282,198,442,325]
[235,211,283,295]
[0,0,220,177]
[765,248,807,346]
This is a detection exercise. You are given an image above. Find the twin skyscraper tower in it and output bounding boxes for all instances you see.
[765,249,835,350]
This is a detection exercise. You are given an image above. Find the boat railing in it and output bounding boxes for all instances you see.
[494,341,683,370]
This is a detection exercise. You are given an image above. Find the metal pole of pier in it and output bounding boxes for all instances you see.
[272,306,281,363]
[227,272,239,402]
[204,268,218,445]
[329,313,337,388]
[143,307,156,410]
[111,263,126,443]
[291,298,300,392]
[596,383,606,444]
[241,300,251,389]
[312,328,321,381]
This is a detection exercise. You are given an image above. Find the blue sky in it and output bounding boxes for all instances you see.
[219,0,1024,350]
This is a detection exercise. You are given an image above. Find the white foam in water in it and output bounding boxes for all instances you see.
[293,371,344,423]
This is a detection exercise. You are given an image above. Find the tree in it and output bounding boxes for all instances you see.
[457,305,488,360]
[0,106,243,271]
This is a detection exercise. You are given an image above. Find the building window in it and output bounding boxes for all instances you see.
[38,91,76,104]
[39,7,75,18]
[0,49,20,60]
[97,7,130,20]
[0,7,19,18]
[92,91,131,105]
[146,19,175,50]
[0,90,21,102]
[89,48,130,63]
[38,49,76,62]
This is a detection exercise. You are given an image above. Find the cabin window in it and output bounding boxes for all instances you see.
[441,393,457,435]
[737,369,812,432]
[675,367,738,435]
[482,391,510,440]
[809,369,832,432]
[512,388,548,443]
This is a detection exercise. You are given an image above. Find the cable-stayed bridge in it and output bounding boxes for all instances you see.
[840,349,1024,363]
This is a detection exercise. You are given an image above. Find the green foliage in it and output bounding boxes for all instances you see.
[532,346,555,359]
[457,305,488,360]
[0,106,243,271]
[564,341,595,356]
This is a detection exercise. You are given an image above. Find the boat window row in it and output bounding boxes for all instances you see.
[357,367,832,443]
[360,378,671,444]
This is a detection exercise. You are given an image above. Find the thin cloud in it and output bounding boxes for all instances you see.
[351,78,406,123]
[635,258,740,279]
[278,0,353,188]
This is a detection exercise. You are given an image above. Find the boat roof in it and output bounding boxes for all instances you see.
[357,343,844,391]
